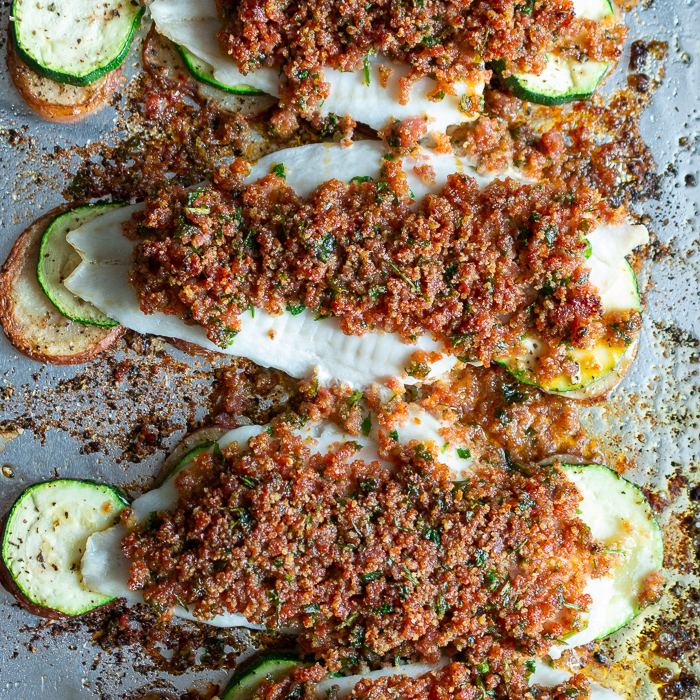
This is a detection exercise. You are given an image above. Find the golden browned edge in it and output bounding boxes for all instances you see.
[0,205,124,364]
[6,34,122,124]
[552,339,640,401]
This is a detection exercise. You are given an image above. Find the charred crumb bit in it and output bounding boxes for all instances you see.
[668,471,689,499]
[114,361,135,383]
[643,488,671,514]
[123,420,179,463]
[593,650,610,666]
[650,667,675,684]
[628,73,650,93]
[57,374,93,392]
[658,672,700,700]
[653,322,700,349]
[5,129,26,147]
[80,440,105,456]
[628,39,668,75]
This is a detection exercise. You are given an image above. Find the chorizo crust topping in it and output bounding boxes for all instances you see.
[250,660,591,700]
[216,0,627,117]
[126,160,639,385]
[120,418,610,665]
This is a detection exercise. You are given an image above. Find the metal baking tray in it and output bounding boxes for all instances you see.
[0,2,698,697]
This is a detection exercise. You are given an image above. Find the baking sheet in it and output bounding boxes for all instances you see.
[0,2,698,697]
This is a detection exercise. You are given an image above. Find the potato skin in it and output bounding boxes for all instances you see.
[7,37,122,124]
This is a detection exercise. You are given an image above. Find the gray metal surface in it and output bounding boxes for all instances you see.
[0,2,698,698]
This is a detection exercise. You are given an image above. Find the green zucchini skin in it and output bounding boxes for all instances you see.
[38,204,123,327]
[497,261,641,397]
[556,461,664,645]
[1,479,129,617]
[492,57,608,106]
[11,0,145,87]
[177,46,265,96]
[491,0,615,105]
[221,652,307,700]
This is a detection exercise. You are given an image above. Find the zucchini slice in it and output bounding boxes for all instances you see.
[0,479,128,617]
[7,40,123,124]
[156,425,232,484]
[548,461,664,657]
[499,260,641,396]
[38,205,122,327]
[493,0,614,105]
[11,0,144,87]
[221,652,308,700]
[494,54,610,106]
[177,46,264,96]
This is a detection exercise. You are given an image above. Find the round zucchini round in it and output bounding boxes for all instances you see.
[1,479,129,617]
[498,261,641,398]
[11,0,144,87]
[177,46,264,96]
[492,0,615,105]
[0,205,124,364]
[546,460,664,655]
[38,205,123,327]
[492,56,609,107]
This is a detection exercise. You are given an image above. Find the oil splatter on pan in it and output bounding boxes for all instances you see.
[0,1,698,698]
